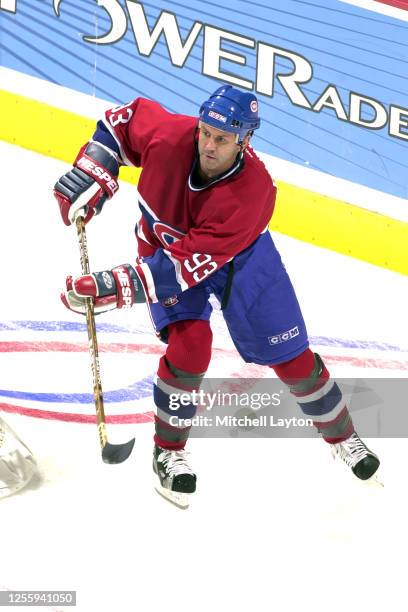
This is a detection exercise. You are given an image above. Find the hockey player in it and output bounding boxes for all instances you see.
[0,415,37,498]
[54,85,380,507]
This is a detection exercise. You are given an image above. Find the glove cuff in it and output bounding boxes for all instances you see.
[74,142,119,198]
[111,264,146,307]
[111,265,134,308]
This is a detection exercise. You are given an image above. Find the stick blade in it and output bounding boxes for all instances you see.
[102,438,135,464]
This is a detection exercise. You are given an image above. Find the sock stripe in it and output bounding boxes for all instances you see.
[297,382,343,417]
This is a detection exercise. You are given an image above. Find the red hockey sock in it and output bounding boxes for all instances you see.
[271,349,354,443]
[154,320,212,450]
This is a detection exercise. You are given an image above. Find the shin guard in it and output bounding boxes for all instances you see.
[271,349,354,443]
[153,320,212,450]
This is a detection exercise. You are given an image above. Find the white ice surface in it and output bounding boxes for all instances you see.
[0,141,407,612]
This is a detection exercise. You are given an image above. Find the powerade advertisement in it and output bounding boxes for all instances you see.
[1,0,407,200]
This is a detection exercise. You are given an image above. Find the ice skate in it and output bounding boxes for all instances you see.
[331,432,381,485]
[153,445,196,509]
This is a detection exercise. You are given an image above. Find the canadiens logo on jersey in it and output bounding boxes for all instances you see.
[162,296,179,308]
[137,200,186,247]
[153,222,186,247]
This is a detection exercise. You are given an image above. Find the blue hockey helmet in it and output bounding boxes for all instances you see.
[199,85,261,143]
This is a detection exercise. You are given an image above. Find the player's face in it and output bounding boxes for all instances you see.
[198,123,246,179]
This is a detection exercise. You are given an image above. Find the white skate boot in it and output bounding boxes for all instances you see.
[153,445,196,509]
[331,432,381,484]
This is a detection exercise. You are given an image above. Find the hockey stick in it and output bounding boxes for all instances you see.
[74,213,135,464]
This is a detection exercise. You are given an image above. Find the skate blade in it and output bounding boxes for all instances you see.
[154,484,191,509]
[331,452,384,487]
[363,473,384,488]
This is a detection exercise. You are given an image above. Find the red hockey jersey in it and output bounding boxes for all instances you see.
[101,98,276,302]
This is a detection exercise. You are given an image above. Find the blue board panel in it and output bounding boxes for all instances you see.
[1,0,407,199]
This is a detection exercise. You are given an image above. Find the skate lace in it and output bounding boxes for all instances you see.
[159,449,194,477]
[333,433,369,467]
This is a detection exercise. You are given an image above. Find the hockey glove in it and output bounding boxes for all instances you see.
[61,264,146,315]
[54,141,120,226]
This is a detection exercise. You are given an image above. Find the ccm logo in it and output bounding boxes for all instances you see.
[268,326,300,345]
[116,267,133,308]
[77,156,118,195]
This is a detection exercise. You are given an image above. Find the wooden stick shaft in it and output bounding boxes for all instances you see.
[75,216,107,450]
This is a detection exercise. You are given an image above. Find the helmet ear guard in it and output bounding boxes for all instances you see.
[199,85,261,144]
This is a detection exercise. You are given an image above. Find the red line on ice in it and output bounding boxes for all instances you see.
[0,340,231,357]
[323,354,408,371]
[0,341,165,354]
[0,401,155,424]
[1,341,408,370]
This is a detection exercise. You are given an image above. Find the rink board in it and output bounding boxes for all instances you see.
[0,0,407,273]
[1,86,407,275]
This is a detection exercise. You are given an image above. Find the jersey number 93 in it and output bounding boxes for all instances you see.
[184,253,217,282]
